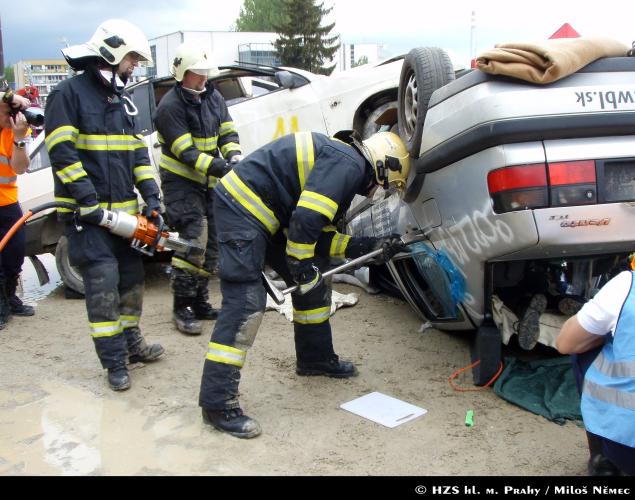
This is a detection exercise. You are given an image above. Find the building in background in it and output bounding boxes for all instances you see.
[13,59,70,108]
[148,31,279,78]
[335,43,390,72]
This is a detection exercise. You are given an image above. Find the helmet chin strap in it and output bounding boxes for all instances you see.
[181,85,206,96]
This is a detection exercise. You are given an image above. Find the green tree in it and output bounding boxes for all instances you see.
[352,55,369,68]
[274,0,340,75]
[235,0,286,32]
[2,64,14,86]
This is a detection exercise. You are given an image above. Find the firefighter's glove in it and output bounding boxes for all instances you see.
[376,234,409,263]
[208,157,232,179]
[142,195,161,220]
[78,206,104,226]
[346,235,408,264]
[288,259,323,296]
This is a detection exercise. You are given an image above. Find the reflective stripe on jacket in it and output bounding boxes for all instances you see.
[216,132,372,262]
[0,128,18,206]
[582,270,635,447]
[45,67,159,220]
[154,83,241,187]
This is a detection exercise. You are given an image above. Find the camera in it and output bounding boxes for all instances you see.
[19,107,45,127]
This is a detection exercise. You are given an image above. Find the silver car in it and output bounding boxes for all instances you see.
[349,47,635,382]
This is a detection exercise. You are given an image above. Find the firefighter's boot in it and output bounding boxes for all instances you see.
[296,354,358,378]
[173,296,203,335]
[193,277,218,320]
[126,328,165,364]
[202,407,261,439]
[6,276,34,316]
[0,279,10,330]
[107,366,131,391]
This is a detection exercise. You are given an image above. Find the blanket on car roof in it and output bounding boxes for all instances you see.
[476,37,629,84]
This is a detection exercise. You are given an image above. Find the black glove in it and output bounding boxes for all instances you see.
[377,234,409,263]
[346,234,408,264]
[287,258,324,295]
[78,206,104,226]
[208,157,232,178]
[142,195,161,219]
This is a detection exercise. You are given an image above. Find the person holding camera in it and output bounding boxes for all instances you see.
[0,91,35,329]
[44,19,164,391]
[154,42,242,336]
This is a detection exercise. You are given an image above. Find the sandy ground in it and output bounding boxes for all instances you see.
[0,260,589,476]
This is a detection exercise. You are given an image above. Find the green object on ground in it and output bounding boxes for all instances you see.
[465,410,474,427]
[493,356,582,425]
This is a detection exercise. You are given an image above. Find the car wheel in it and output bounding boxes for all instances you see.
[398,47,455,156]
[55,235,85,295]
[361,100,398,139]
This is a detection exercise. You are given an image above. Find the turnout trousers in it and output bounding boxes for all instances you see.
[65,223,145,369]
[198,194,335,410]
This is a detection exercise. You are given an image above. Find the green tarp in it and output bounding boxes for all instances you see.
[493,356,582,425]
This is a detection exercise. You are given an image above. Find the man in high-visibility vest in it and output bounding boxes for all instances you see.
[0,92,35,330]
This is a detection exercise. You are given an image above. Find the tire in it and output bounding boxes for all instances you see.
[55,235,85,295]
[361,100,398,139]
[397,47,455,156]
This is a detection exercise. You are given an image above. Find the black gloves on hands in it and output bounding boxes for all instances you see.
[287,258,324,295]
[377,234,409,263]
[79,207,105,226]
[142,195,161,219]
[345,234,408,264]
[208,157,232,179]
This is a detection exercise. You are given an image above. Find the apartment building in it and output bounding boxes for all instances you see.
[14,59,70,108]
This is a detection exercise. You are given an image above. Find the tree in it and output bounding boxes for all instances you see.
[274,0,340,75]
[352,56,369,68]
[235,0,286,32]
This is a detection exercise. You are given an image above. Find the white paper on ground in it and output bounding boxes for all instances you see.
[340,391,427,428]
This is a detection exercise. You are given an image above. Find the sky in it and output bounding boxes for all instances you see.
[2,0,635,68]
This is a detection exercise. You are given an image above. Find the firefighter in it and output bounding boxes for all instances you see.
[45,19,165,391]
[154,42,242,336]
[0,92,35,329]
[198,130,411,438]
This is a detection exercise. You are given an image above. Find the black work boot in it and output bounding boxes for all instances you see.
[173,296,202,335]
[6,276,34,316]
[202,407,261,439]
[107,366,131,391]
[517,294,547,350]
[0,282,10,330]
[296,354,358,378]
[193,278,218,320]
[126,329,165,364]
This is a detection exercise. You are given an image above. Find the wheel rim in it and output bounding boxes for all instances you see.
[403,71,418,142]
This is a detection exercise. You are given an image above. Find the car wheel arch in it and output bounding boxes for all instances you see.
[352,89,399,139]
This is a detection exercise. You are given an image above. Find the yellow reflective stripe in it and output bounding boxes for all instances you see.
[220,171,280,234]
[120,315,140,329]
[55,196,77,213]
[75,134,146,151]
[100,199,139,215]
[90,320,123,338]
[157,132,165,144]
[134,165,155,183]
[219,121,237,137]
[56,161,87,184]
[286,240,316,260]
[293,306,331,325]
[171,257,211,277]
[208,176,219,189]
[220,142,241,157]
[159,154,206,184]
[206,342,246,367]
[80,203,100,216]
[192,136,218,151]
[45,125,79,151]
[330,232,351,259]
[195,153,213,176]
[297,191,338,221]
[171,133,194,157]
[295,132,314,190]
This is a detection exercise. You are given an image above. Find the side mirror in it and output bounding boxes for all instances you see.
[274,70,298,90]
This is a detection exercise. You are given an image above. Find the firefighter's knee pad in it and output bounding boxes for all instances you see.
[235,311,264,351]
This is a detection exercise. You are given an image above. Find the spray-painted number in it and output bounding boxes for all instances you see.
[273,116,299,140]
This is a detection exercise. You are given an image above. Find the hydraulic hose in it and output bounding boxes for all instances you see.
[0,201,76,252]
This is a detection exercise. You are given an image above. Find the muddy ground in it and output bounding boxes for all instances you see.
[0,260,589,476]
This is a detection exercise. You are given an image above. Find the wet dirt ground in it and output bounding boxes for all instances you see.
[0,259,589,476]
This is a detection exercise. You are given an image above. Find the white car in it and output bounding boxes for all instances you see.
[20,58,404,293]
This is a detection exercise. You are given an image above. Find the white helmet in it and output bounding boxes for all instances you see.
[62,19,152,68]
[171,42,218,82]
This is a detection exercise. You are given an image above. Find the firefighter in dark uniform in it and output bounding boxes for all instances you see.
[45,19,165,392]
[198,130,411,438]
[154,42,242,336]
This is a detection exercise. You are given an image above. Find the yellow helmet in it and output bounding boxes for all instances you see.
[360,132,411,191]
[171,42,219,82]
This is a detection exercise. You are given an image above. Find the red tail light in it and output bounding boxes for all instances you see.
[488,163,548,213]
[548,160,597,206]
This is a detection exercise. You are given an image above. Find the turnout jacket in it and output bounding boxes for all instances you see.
[216,132,374,262]
[45,67,159,220]
[154,83,241,190]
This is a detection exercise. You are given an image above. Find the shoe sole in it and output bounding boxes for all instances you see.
[202,413,262,439]
[109,380,131,391]
[296,368,359,378]
[558,297,585,317]
[174,319,202,335]
[517,294,547,350]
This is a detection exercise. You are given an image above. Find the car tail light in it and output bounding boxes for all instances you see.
[488,163,548,213]
[548,160,597,206]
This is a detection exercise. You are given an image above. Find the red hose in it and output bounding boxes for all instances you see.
[0,210,33,252]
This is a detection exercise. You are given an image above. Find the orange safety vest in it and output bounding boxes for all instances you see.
[0,128,18,206]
